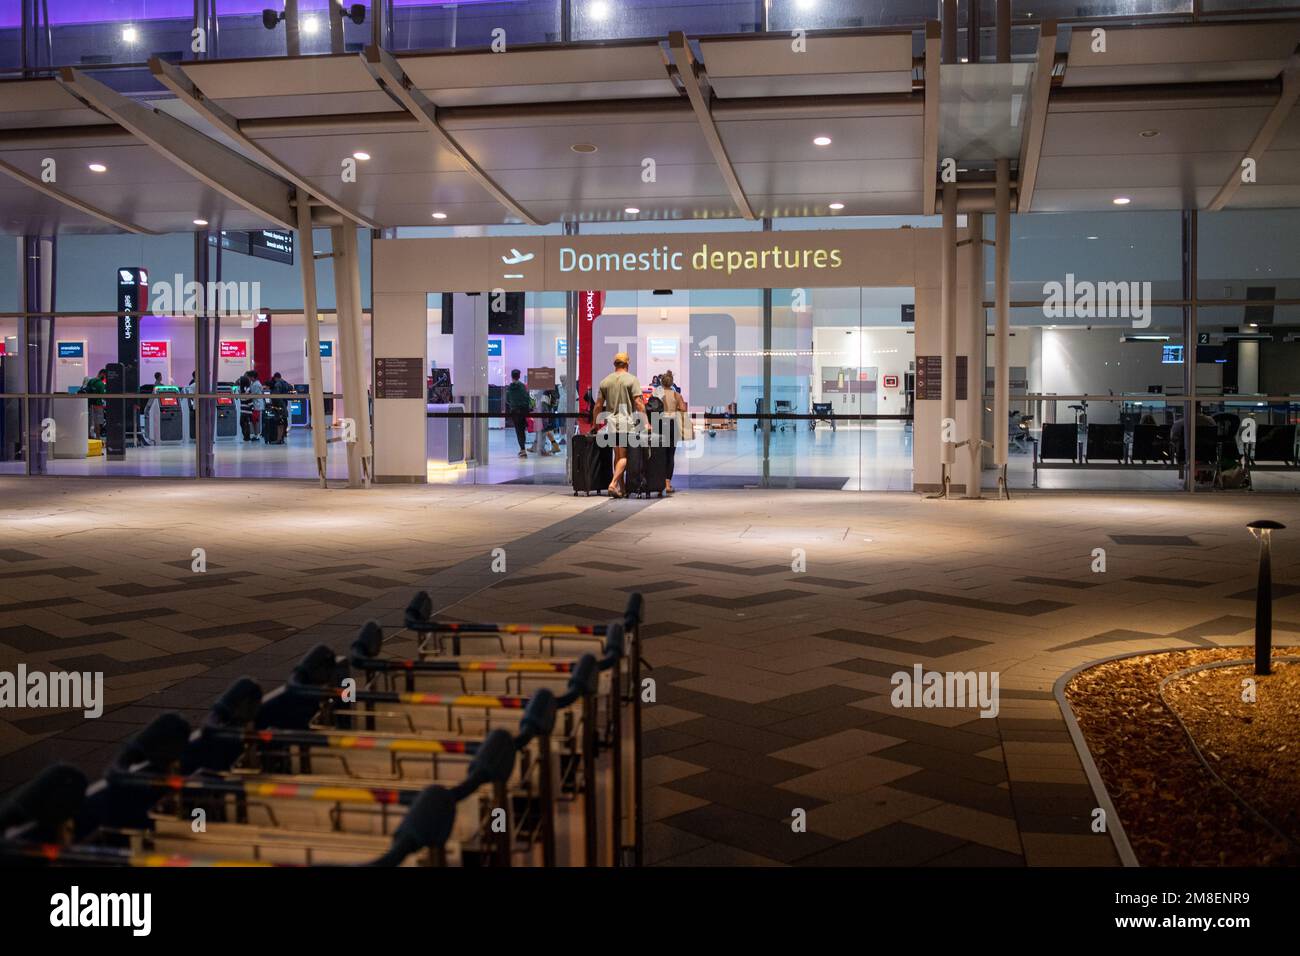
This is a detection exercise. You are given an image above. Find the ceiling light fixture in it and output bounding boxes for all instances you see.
[828,202,845,211]
[571,143,598,153]
[589,1,610,22]
[624,207,640,215]
[1086,235,1099,240]
[1112,196,1132,205]
[1139,129,1160,138]
[352,151,370,161]
[813,136,832,147]
[122,26,138,43]
[431,212,447,219]
[88,163,107,173]
[193,219,209,226]
[302,16,320,34]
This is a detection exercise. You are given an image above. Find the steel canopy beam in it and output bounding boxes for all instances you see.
[1016,19,1057,213]
[667,31,755,221]
[58,67,296,230]
[1207,54,1300,211]
[0,157,156,234]
[363,45,542,226]
[922,20,942,216]
[149,57,380,231]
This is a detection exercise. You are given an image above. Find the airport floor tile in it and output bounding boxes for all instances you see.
[5,478,1300,865]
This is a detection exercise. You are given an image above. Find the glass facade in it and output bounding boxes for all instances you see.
[2,0,1286,74]
[5,210,1300,490]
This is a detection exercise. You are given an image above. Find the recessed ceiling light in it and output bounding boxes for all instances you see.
[87,163,107,173]
[828,202,845,211]
[431,212,447,220]
[813,136,832,147]
[193,219,208,226]
[122,26,138,43]
[624,207,640,215]
[571,143,598,153]
[1139,129,1159,138]
[1112,196,1132,205]
[1086,235,1099,240]
[353,151,370,161]
[302,16,320,34]
[959,57,969,63]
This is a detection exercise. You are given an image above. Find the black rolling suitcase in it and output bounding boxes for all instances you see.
[625,444,668,498]
[261,406,286,444]
[571,432,613,495]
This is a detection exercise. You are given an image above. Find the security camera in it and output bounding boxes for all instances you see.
[347,3,366,25]
[262,9,282,29]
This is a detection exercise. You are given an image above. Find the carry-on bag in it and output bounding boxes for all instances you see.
[571,432,614,496]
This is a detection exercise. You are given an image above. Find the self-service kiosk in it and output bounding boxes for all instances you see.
[154,385,185,443]
[289,383,310,427]
[215,384,238,439]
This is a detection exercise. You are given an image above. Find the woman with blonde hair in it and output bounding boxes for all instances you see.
[657,370,687,495]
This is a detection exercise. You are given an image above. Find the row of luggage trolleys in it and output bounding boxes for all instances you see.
[0,593,646,868]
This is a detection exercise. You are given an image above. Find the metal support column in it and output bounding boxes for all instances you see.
[1183,210,1198,492]
[939,181,957,497]
[194,230,215,478]
[296,190,329,485]
[761,217,773,487]
[994,158,1012,497]
[330,225,370,488]
[284,0,301,57]
[563,221,578,479]
[963,211,986,497]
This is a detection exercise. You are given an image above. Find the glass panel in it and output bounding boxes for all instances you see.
[0,312,20,474]
[0,0,19,71]
[24,313,197,477]
[391,0,561,52]
[570,0,760,42]
[46,0,195,68]
[202,310,353,479]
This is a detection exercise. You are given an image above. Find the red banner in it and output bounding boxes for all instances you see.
[252,313,272,382]
[219,340,247,359]
[139,341,168,359]
[577,291,603,430]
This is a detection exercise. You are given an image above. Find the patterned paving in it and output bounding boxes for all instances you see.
[3,477,1300,866]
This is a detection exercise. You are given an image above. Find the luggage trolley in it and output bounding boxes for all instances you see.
[399,591,646,867]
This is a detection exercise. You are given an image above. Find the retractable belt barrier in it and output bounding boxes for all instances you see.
[0,595,648,868]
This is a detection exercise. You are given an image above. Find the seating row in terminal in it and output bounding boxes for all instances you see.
[0,594,645,867]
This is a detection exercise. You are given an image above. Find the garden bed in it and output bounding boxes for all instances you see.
[1065,646,1300,866]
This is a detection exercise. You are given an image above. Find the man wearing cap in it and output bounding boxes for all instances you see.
[592,352,646,497]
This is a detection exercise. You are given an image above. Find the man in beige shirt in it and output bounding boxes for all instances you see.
[592,352,646,497]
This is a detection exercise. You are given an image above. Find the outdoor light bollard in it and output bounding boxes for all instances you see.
[1247,520,1285,676]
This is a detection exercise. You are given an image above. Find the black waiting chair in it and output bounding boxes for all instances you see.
[1251,423,1297,465]
[1131,424,1172,463]
[1038,422,1077,462]
[1085,424,1126,463]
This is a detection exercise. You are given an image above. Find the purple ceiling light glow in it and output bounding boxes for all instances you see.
[0,0,526,30]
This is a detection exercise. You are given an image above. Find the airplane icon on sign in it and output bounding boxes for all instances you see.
[501,249,534,266]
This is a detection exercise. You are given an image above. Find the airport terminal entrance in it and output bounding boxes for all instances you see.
[419,287,917,491]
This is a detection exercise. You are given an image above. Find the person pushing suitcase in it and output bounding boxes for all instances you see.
[592,352,646,498]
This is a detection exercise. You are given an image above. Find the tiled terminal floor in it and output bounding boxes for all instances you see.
[3,478,1298,866]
